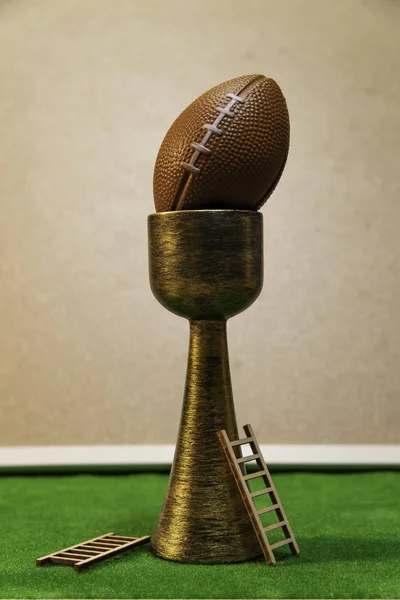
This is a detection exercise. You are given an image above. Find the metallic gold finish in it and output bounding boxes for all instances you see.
[148,210,263,563]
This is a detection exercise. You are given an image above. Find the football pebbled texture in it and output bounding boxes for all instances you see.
[153,74,289,212]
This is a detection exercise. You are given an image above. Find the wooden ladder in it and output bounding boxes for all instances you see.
[218,424,299,565]
[36,532,150,571]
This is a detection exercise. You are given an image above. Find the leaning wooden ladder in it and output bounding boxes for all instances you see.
[218,424,299,565]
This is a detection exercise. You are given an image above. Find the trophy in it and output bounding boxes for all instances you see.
[148,74,289,563]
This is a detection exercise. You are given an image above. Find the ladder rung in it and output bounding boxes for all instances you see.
[270,538,292,551]
[257,503,279,515]
[244,470,266,481]
[83,543,115,550]
[230,436,254,447]
[264,520,286,533]
[60,551,92,560]
[237,453,260,464]
[250,487,273,497]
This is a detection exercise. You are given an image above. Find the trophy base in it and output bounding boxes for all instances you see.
[150,542,262,565]
[150,536,262,565]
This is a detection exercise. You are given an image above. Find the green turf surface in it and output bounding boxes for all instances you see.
[0,472,399,599]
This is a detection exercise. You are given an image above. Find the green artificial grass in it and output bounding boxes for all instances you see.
[0,472,399,599]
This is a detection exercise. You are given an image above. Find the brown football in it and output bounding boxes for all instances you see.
[153,74,289,212]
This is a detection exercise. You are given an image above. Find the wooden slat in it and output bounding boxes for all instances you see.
[250,487,273,497]
[257,503,279,515]
[60,551,93,560]
[88,539,121,545]
[36,532,115,565]
[217,430,276,565]
[82,542,119,549]
[237,453,260,464]
[91,542,121,547]
[70,549,97,556]
[264,521,286,533]
[270,538,292,551]
[230,436,253,447]
[74,536,151,571]
[243,470,266,481]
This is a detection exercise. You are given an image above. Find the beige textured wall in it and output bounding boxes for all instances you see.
[0,0,399,446]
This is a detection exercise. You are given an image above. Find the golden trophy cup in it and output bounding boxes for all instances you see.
[148,209,263,563]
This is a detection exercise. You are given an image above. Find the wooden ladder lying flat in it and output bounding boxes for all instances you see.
[36,532,150,571]
[218,424,299,565]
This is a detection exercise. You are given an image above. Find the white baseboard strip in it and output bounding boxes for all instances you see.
[0,444,399,469]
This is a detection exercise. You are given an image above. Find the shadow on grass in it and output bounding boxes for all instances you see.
[269,536,400,566]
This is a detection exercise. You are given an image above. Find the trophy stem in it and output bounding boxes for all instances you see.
[150,318,261,563]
